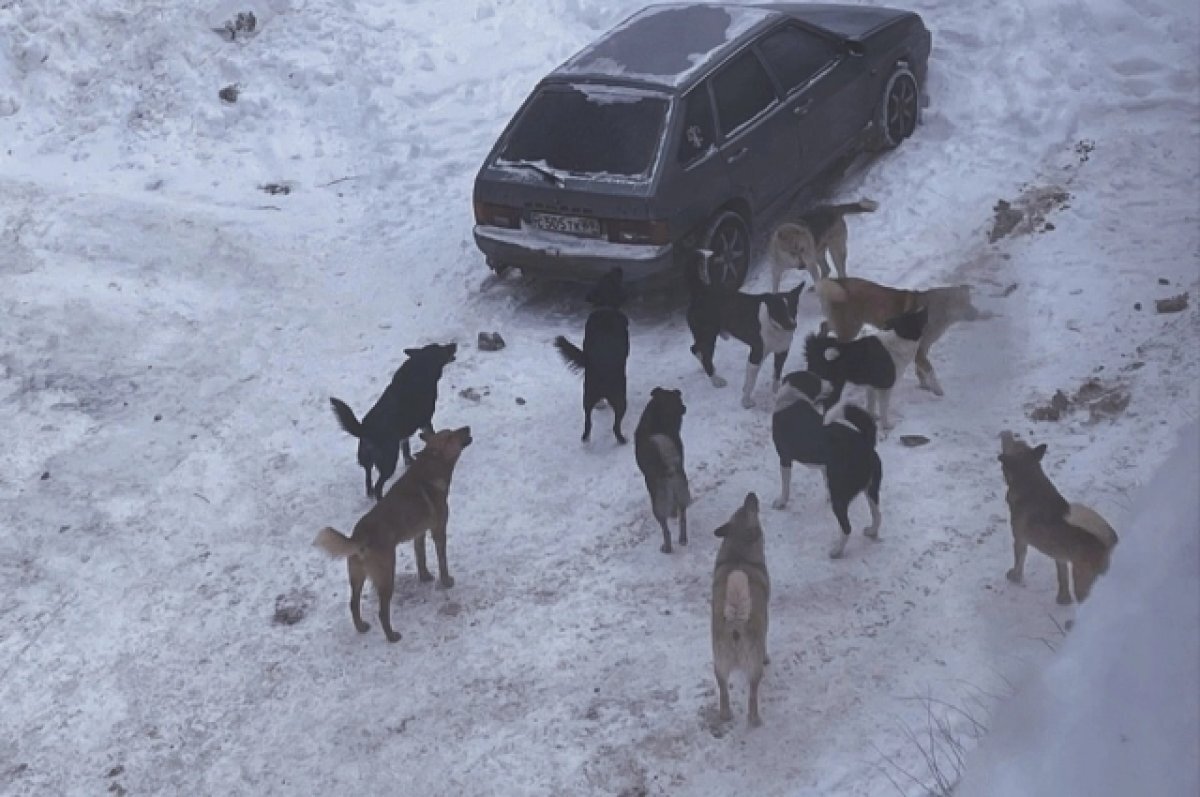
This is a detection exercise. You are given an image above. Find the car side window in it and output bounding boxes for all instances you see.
[711,51,778,138]
[677,85,716,165]
[757,24,840,94]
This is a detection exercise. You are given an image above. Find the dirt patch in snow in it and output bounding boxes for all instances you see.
[989,184,1072,243]
[1027,376,1132,423]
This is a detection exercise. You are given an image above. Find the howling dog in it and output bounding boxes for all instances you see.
[687,250,805,409]
[772,371,884,559]
[997,431,1118,605]
[315,427,472,642]
[330,342,458,500]
[804,306,928,430]
[816,276,987,396]
[554,267,631,444]
[712,492,770,727]
[634,387,692,554]
[766,198,878,291]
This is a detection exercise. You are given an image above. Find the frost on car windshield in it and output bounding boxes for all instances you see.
[496,86,669,179]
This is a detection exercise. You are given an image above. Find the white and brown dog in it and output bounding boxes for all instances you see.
[767,198,878,291]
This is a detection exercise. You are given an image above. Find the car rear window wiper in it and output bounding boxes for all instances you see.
[498,159,566,186]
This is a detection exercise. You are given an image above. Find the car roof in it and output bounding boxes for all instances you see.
[549,3,911,94]
[550,4,780,93]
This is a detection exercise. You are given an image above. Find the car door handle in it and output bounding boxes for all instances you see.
[793,99,813,117]
[726,147,749,164]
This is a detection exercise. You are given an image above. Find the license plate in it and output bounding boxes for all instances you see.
[530,211,601,238]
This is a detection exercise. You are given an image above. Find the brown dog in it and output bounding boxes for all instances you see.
[315,426,472,642]
[816,276,987,396]
[767,199,878,290]
[997,431,1118,605]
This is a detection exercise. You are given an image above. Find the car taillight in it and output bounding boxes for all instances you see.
[607,219,670,245]
[474,200,521,229]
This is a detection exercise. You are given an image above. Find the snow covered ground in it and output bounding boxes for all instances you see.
[1,0,1196,795]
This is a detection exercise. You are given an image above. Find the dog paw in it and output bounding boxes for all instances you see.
[828,546,846,560]
[438,576,455,589]
[660,543,673,554]
[771,498,788,510]
[741,396,756,409]
[678,535,688,546]
[711,376,728,388]
[385,630,402,643]
[614,434,628,445]
[418,570,435,583]
[748,713,762,729]
[1005,569,1023,584]
[354,621,371,633]
[863,527,880,539]
[1056,593,1073,606]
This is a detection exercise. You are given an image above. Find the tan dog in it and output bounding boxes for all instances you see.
[816,276,987,396]
[315,426,473,642]
[767,198,877,291]
[997,431,1118,605]
[712,492,770,727]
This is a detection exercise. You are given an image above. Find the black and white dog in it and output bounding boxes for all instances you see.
[686,251,806,408]
[771,370,883,559]
[634,387,691,554]
[554,267,630,444]
[330,342,458,500]
[803,306,927,430]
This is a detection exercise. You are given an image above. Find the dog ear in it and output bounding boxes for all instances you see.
[1033,443,1048,460]
[651,387,664,398]
[404,348,419,357]
[714,522,729,538]
[420,429,433,443]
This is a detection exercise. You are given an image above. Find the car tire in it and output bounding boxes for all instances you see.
[700,210,751,289]
[875,65,919,150]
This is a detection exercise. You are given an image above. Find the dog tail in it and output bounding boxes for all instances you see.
[329,397,363,438]
[828,198,878,216]
[840,404,878,450]
[553,336,587,374]
[314,526,363,559]
[723,570,753,640]
[650,434,691,515]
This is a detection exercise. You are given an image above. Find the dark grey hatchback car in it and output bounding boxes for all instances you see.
[472,3,930,288]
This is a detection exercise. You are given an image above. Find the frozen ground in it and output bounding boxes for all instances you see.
[1,0,1197,795]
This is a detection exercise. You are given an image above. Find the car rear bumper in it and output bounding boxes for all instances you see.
[474,225,676,283]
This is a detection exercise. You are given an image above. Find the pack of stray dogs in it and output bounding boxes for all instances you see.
[313,198,1120,729]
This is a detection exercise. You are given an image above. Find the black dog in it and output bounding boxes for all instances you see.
[554,267,630,444]
[803,306,927,429]
[686,251,805,408]
[771,370,882,559]
[330,342,457,500]
[634,387,691,554]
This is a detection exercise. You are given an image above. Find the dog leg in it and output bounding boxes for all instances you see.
[401,438,414,467]
[827,235,848,279]
[581,401,594,443]
[771,350,788,395]
[679,505,688,547]
[1073,563,1097,603]
[363,467,374,500]
[866,388,878,419]
[691,344,727,388]
[347,556,370,633]
[773,464,793,509]
[369,551,401,643]
[741,358,763,409]
[716,667,732,722]
[877,389,894,432]
[1055,561,1073,605]
[432,521,454,589]
[915,343,944,397]
[611,394,628,445]
[414,533,435,582]
[1007,538,1028,583]
[747,667,763,728]
[864,455,883,539]
[658,516,673,554]
[829,491,853,559]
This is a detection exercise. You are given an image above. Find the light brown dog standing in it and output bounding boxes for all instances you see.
[997,431,1118,605]
[315,426,473,642]
[816,276,986,396]
[711,492,770,727]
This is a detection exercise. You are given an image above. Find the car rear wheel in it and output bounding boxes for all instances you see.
[700,211,750,289]
[876,65,919,150]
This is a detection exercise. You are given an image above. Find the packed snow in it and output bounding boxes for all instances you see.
[1,0,1197,795]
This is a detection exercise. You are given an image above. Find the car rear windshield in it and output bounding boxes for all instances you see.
[496,85,669,179]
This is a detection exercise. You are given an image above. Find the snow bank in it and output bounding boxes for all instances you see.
[959,423,1200,797]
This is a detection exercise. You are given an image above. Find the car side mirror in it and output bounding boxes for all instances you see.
[844,39,865,57]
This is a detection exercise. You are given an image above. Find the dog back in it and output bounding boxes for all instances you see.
[712,497,769,673]
[583,307,630,371]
